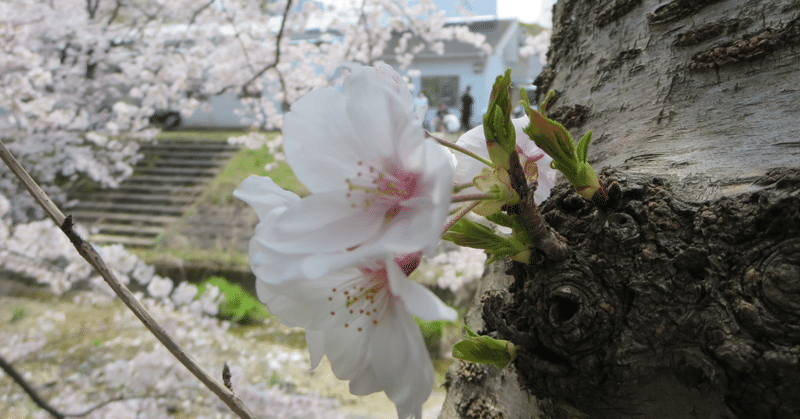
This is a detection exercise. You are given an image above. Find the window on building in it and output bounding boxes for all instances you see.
[421,76,459,108]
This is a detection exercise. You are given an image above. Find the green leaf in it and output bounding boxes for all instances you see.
[452,328,518,369]
[442,218,528,262]
[576,130,592,164]
[415,318,459,341]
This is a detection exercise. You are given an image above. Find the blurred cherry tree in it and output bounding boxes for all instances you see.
[0,0,486,221]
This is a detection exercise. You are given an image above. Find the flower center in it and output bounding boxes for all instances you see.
[327,263,391,332]
[346,161,420,217]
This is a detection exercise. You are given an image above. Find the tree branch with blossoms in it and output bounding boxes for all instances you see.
[0,139,257,419]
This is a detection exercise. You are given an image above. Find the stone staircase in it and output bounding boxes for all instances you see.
[66,139,240,247]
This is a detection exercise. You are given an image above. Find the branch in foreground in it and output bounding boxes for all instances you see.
[0,140,256,419]
[0,354,65,419]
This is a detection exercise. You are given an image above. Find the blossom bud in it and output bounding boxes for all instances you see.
[521,90,605,202]
[483,69,516,170]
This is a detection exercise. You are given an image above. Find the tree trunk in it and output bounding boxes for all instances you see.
[441,0,800,418]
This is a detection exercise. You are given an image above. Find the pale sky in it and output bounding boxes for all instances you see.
[496,0,556,27]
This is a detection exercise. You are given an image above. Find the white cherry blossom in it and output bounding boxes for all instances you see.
[454,116,557,205]
[236,64,454,282]
[256,255,457,419]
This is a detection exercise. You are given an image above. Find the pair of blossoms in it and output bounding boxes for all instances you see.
[234,64,556,419]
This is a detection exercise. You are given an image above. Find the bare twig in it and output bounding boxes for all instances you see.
[189,0,216,25]
[0,354,65,419]
[236,0,293,96]
[0,139,257,419]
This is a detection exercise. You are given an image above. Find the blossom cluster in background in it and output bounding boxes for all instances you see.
[0,194,347,417]
[424,247,487,293]
[0,0,488,223]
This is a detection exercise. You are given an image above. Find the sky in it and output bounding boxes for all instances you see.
[497,0,556,27]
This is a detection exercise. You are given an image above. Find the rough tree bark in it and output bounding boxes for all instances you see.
[441,0,800,418]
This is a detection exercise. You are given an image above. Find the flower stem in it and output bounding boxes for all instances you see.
[443,201,480,234]
[453,182,475,193]
[452,193,496,203]
[426,131,493,167]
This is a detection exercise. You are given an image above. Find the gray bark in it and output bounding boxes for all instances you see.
[441,0,800,418]
[540,0,800,203]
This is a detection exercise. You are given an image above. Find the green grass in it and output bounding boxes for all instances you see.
[200,140,308,207]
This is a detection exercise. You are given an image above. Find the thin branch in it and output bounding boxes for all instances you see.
[0,354,65,419]
[0,142,65,224]
[63,395,132,417]
[236,0,293,96]
[85,0,100,20]
[189,0,217,25]
[0,139,257,419]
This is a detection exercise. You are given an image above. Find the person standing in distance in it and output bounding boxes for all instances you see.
[460,86,474,132]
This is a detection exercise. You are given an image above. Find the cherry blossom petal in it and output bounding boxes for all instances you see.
[254,255,451,419]
[370,304,434,419]
[305,330,325,369]
[348,364,381,395]
[263,191,384,253]
[390,279,457,323]
[233,175,301,221]
[283,64,421,194]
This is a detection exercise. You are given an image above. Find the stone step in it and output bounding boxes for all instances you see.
[114,184,203,194]
[135,149,236,160]
[66,138,242,248]
[138,158,226,168]
[125,174,212,185]
[69,211,180,225]
[73,192,198,205]
[88,234,158,247]
[134,166,219,177]
[67,201,188,215]
[139,141,240,152]
[92,223,166,236]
